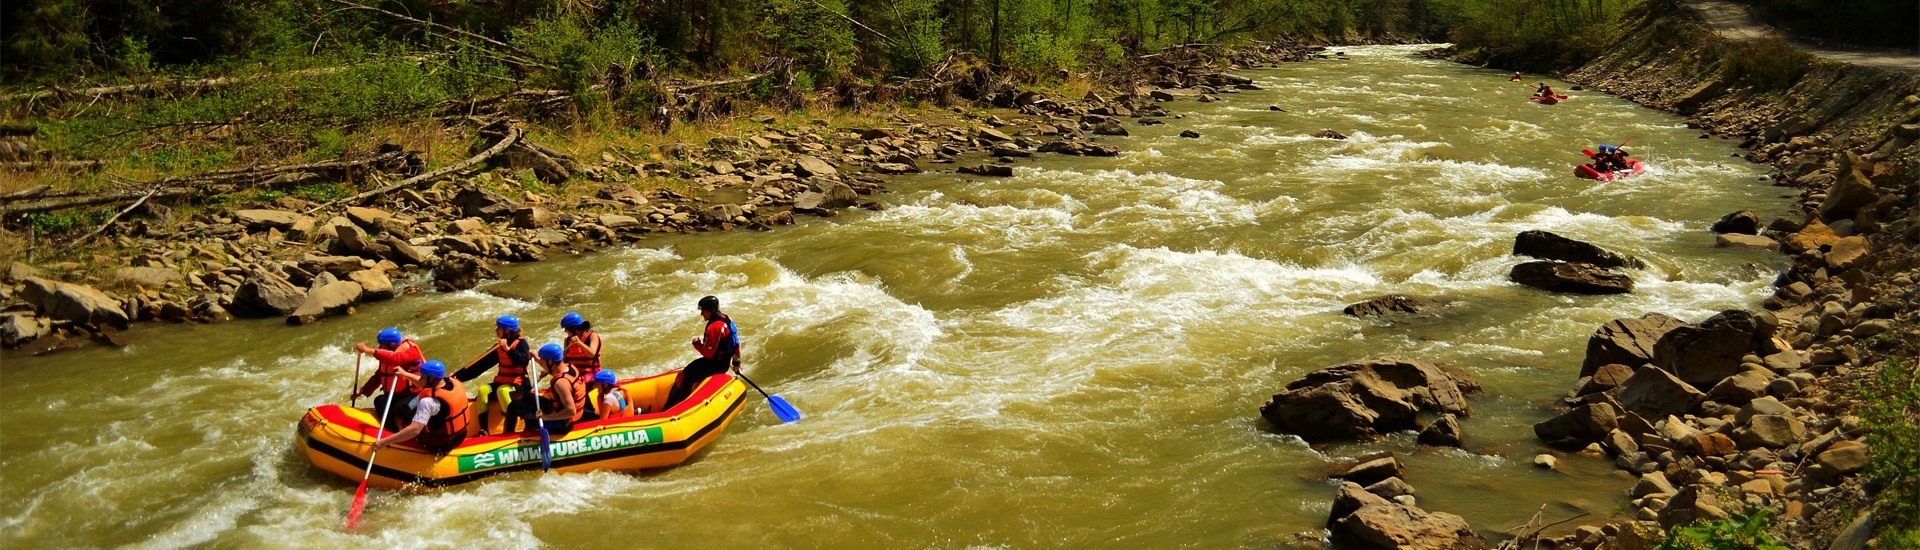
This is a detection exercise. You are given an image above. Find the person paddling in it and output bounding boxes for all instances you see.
[514,343,583,437]
[369,360,471,453]
[353,328,423,432]
[1509,72,1524,82]
[665,296,742,409]
[560,312,605,383]
[581,370,629,421]
[453,315,533,434]
[1532,83,1558,99]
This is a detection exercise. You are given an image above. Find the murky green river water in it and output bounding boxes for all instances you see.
[1,45,1793,548]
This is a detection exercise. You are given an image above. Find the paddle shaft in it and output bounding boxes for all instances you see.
[736,371,775,399]
[350,353,363,407]
[362,377,401,477]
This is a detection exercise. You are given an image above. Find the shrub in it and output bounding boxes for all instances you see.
[1863,359,1920,542]
[1718,37,1811,91]
[1655,508,1789,550]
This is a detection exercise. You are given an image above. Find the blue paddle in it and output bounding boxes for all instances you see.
[528,380,552,471]
[737,372,802,423]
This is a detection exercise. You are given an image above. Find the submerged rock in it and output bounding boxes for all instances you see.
[1510,261,1634,294]
[1512,230,1643,269]
[1259,356,1481,442]
[1342,294,1439,317]
[1709,210,1760,234]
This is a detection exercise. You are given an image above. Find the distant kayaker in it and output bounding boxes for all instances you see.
[453,315,533,434]
[666,295,742,408]
[1533,83,1557,98]
[514,343,583,436]
[353,327,424,431]
[1509,72,1524,82]
[560,312,605,383]
[370,360,471,453]
[582,370,629,421]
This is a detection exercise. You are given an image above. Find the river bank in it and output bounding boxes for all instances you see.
[1441,0,1920,546]
[0,41,1325,356]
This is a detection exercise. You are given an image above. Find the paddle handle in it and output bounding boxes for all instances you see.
[363,377,401,476]
[350,353,363,407]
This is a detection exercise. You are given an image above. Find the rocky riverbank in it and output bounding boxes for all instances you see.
[0,42,1328,356]
[1421,1,1920,547]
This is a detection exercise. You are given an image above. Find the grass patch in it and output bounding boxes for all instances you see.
[1717,38,1813,91]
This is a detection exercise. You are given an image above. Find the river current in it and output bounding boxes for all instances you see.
[0,45,1791,548]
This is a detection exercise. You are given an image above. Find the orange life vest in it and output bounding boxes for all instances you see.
[366,339,423,394]
[415,377,471,449]
[563,331,602,378]
[547,370,587,423]
[492,337,530,386]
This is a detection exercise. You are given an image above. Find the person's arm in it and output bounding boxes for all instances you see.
[373,398,438,450]
[506,339,532,368]
[452,343,502,382]
[692,322,722,358]
[541,381,577,421]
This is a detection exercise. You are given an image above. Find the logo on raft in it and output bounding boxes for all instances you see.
[458,427,664,472]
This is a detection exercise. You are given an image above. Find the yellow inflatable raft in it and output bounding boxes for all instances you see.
[298,370,747,489]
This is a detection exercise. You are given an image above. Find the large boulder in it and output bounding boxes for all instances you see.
[112,266,182,288]
[823,183,861,209]
[1330,493,1484,550]
[1418,414,1464,448]
[1259,357,1481,442]
[287,281,363,325]
[1607,366,1705,420]
[1510,261,1633,294]
[1513,230,1642,268]
[232,269,307,317]
[1581,313,1687,377]
[793,155,839,177]
[1534,400,1621,449]
[1334,456,1405,486]
[1818,169,1877,222]
[20,277,129,329]
[1654,310,1767,388]
[348,269,395,301]
[1709,210,1760,235]
[1,313,51,347]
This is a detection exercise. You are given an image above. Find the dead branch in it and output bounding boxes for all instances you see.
[0,150,415,215]
[69,185,163,246]
[0,160,106,172]
[307,123,522,213]
[668,72,773,93]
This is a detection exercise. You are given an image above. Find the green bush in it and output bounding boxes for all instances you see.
[23,210,108,235]
[1864,359,1920,541]
[1718,37,1812,91]
[1655,509,1789,550]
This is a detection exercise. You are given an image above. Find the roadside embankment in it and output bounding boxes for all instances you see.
[1442,0,1920,547]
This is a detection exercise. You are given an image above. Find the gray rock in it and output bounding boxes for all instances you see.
[348,269,395,301]
[598,214,641,229]
[1331,499,1483,550]
[1716,233,1779,251]
[5,262,45,282]
[1260,356,1481,442]
[20,277,128,329]
[1513,230,1642,269]
[233,209,301,230]
[452,186,518,220]
[1655,310,1768,388]
[1763,351,1803,372]
[287,281,363,325]
[1812,440,1868,482]
[232,269,306,317]
[432,253,495,292]
[383,235,427,266]
[344,206,393,230]
[793,155,838,177]
[1343,294,1439,317]
[1581,313,1686,377]
[1608,365,1706,420]
[1510,261,1633,294]
[113,267,182,288]
[1704,370,1770,403]
[1,313,51,347]
[1709,210,1760,234]
[1737,414,1807,449]
[1336,456,1405,486]
[1417,414,1464,448]
[1365,477,1417,500]
[823,183,860,209]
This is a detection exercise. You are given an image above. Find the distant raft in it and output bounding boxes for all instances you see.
[1574,159,1648,181]
[299,370,748,489]
[1530,93,1568,105]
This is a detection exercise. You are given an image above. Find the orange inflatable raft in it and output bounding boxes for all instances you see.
[298,370,747,489]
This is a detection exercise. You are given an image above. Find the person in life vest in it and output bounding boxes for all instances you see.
[512,343,583,436]
[580,370,629,422]
[560,312,604,383]
[453,315,533,434]
[1509,72,1524,82]
[370,360,471,453]
[352,327,423,432]
[666,295,742,408]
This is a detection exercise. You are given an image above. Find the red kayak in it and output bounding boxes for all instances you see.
[1575,159,1646,181]
[1530,94,1568,105]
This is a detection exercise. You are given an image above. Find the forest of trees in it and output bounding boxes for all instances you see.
[1,0,1491,85]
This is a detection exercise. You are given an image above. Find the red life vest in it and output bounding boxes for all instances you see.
[365,339,423,395]
[563,331,602,379]
[414,377,471,449]
[492,337,530,386]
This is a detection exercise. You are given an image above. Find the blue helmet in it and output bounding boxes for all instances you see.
[538,342,564,363]
[594,370,617,385]
[561,312,586,329]
[376,327,403,346]
[420,360,447,379]
[496,315,520,332]
[1598,144,1614,152]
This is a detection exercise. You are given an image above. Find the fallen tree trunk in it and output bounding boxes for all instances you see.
[307,123,523,213]
[0,150,416,216]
